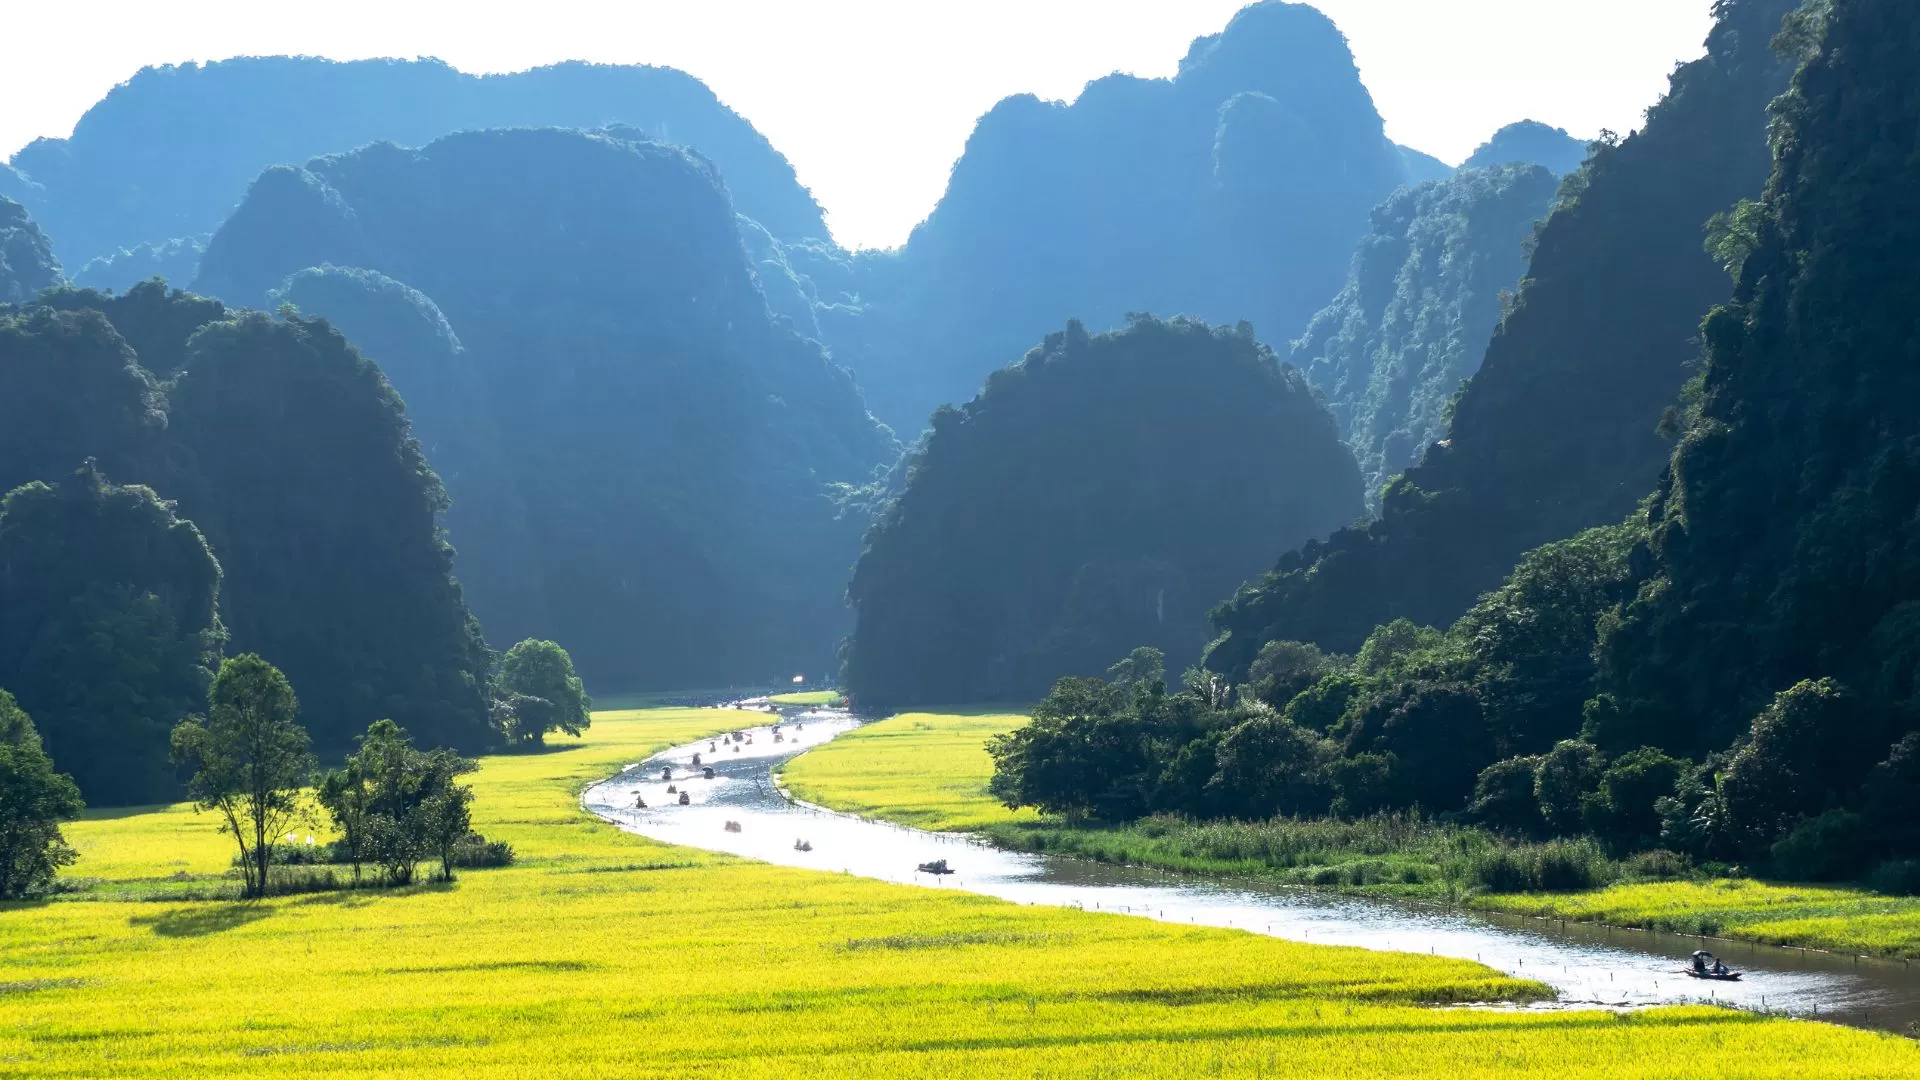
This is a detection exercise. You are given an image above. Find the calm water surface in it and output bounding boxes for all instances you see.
[583,706,1920,1033]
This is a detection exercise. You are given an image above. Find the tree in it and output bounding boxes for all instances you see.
[418,750,477,882]
[0,691,84,900]
[494,640,592,746]
[171,655,313,898]
[321,719,480,886]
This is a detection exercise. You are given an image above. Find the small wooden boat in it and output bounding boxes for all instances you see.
[916,859,954,876]
[1685,950,1742,980]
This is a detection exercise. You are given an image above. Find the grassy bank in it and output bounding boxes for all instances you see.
[786,711,1920,960]
[768,689,843,706]
[8,708,1918,1074]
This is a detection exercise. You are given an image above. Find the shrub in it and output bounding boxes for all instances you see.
[1621,848,1692,880]
[1768,810,1871,882]
[1868,858,1920,897]
[1469,838,1613,893]
[449,834,515,869]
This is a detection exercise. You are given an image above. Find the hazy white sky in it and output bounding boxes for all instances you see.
[2,1,1715,250]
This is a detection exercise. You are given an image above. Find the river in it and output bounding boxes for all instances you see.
[581,705,1920,1034]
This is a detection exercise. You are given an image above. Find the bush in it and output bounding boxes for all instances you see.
[1469,838,1613,893]
[449,835,515,869]
[1621,848,1692,880]
[1868,858,1920,897]
[1768,810,1871,882]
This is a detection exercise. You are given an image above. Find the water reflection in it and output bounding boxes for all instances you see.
[583,708,1920,1033]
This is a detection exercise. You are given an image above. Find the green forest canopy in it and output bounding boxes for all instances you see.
[843,315,1362,710]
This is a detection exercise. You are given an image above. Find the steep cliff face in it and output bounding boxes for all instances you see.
[1297,164,1561,503]
[7,57,825,270]
[819,1,1426,434]
[1209,0,1803,674]
[196,127,894,690]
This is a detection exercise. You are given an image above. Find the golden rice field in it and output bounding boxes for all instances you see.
[766,689,842,706]
[786,710,1920,963]
[1473,880,1920,960]
[779,710,1033,830]
[4,708,1920,1076]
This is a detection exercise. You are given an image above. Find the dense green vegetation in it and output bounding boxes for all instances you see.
[1462,121,1590,176]
[843,315,1361,709]
[0,196,61,304]
[995,0,1920,894]
[1209,0,1800,664]
[807,2,1436,431]
[4,56,826,271]
[1296,163,1560,502]
[195,127,895,691]
[0,285,496,798]
[0,690,82,899]
[0,464,223,803]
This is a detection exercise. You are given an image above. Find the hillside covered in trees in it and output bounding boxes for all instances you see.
[1295,163,1560,502]
[801,1,1441,432]
[4,57,827,274]
[0,197,61,304]
[843,316,1361,709]
[194,127,895,690]
[1208,0,1801,668]
[0,286,492,802]
[994,0,1920,884]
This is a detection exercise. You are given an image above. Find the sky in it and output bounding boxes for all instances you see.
[0,1,1717,251]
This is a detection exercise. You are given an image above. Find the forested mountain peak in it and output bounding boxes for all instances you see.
[843,315,1362,709]
[196,124,893,691]
[6,55,825,271]
[1208,0,1802,673]
[1463,120,1590,176]
[820,1,1424,433]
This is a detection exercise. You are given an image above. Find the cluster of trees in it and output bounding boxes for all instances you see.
[843,315,1362,709]
[997,0,1920,885]
[192,127,895,691]
[1,197,62,304]
[0,271,600,804]
[990,517,1643,830]
[1294,163,1561,503]
[3,56,827,278]
[1207,0,1801,665]
[172,655,500,898]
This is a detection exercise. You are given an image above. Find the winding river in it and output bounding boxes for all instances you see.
[583,705,1920,1033]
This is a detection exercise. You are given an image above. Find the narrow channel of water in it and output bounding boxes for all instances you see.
[582,707,1920,1033]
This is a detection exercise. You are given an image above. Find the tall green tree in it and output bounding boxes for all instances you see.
[493,640,592,747]
[171,655,313,899]
[0,691,84,900]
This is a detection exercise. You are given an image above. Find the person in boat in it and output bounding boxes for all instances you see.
[1691,951,1711,975]
[1714,958,1729,976]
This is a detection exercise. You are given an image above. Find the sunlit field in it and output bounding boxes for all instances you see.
[779,710,1034,830]
[767,689,842,706]
[1474,880,1920,959]
[5,708,1920,1076]
[788,712,1920,962]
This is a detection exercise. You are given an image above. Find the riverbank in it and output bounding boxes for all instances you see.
[33,707,1918,1074]
[781,710,1920,961]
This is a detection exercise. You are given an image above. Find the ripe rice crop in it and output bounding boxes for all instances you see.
[2,708,1917,1076]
